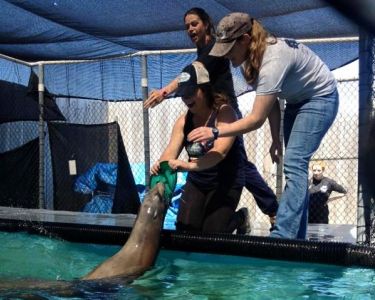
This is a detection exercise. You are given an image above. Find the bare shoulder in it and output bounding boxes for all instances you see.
[174,113,187,129]
[217,104,237,122]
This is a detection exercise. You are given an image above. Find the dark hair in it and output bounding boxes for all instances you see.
[184,7,215,37]
[199,84,228,110]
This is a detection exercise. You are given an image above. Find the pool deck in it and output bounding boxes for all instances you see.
[251,222,356,243]
[0,206,136,227]
[0,206,356,244]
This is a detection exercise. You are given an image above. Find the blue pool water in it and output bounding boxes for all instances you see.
[0,231,374,299]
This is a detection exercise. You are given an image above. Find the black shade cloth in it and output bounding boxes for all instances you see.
[0,74,65,124]
[48,121,140,213]
[0,138,39,208]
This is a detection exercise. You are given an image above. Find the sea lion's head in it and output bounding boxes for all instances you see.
[138,183,166,224]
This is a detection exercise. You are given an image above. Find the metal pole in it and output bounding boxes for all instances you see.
[275,99,285,199]
[141,55,151,189]
[0,37,358,67]
[38,64,45,209]
[357,30,374,244]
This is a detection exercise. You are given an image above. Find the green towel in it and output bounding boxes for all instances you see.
[149,161,177,202]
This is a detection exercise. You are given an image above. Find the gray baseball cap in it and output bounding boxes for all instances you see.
[210,12,252,57]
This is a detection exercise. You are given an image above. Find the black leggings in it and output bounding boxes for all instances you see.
[231,99,278,216]
[176,180,243,233]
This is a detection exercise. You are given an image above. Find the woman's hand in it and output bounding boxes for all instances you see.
[144,89,166,109]
[187,126,214,143]
[269,139,282,164]
[150,161,161,175]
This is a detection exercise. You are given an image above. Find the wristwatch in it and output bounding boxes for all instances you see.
[212,127,219,140]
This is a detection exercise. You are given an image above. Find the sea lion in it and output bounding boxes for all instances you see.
[83,182,166,280]
[0,182,167,296]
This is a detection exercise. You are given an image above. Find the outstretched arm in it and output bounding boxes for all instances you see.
[144,78,179,109]
[187,93,278,142]
[150,114,185,175]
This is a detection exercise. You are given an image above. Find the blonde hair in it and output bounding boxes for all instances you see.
[311,160,326,171]
[242,19,276,85]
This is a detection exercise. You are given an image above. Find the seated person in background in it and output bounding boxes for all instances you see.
[308,161,347,224]
[151,61,249,234]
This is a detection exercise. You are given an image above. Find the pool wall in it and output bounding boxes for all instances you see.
[0,217,374,268]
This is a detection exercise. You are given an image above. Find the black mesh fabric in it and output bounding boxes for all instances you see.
[48,122,140,213]
[0,138,39,208]
[0,76,66,124]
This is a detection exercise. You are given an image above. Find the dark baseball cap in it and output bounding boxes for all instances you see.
[209,12,252,57]
[175,61,210,98]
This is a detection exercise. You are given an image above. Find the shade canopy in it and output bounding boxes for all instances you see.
[0,1,360,101]
[0,0,358,61]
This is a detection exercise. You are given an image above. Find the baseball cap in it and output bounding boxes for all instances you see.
[209,12,252,57]
[175,61,210,98]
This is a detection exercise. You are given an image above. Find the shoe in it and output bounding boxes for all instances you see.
[269,214,276,232]
[236,207,251,235]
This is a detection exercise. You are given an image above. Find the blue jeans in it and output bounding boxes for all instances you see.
[270,89,339,239]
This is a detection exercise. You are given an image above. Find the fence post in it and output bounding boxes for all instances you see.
[38,64,45,209]
[275,99,285,200]
[357,31,374,244]
[141,55,151,189]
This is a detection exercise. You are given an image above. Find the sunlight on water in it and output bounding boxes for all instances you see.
[0,231,117,280]
[0,232,374,299]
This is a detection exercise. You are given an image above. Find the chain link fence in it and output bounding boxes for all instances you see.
[0,45,373,240]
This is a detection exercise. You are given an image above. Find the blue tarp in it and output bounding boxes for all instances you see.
[74,162,118,213]
[73,162,186,229]
[0,0,358,61]
[0,1,360,101]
